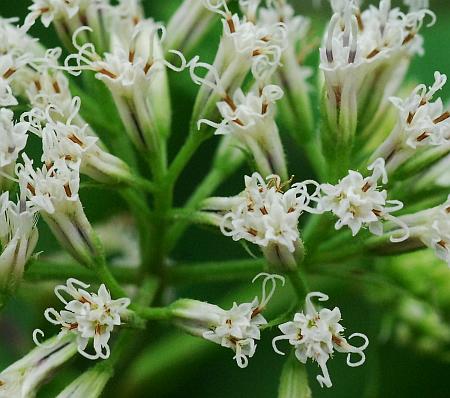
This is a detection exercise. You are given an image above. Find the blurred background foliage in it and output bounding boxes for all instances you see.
[1,1,450,397]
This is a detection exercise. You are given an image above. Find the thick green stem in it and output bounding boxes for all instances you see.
[166,167,228,251]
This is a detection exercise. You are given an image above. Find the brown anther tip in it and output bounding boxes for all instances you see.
[332,335,343,345]
[402,32,415,45]
[132,16,140,26]
[69,323,78,330]
[7,147,14,154]
[247,228,258,237]
[252,49,262,57]
[224,95,237,111]
[362,182,371,192]
[261,103,268,114]
[356,12,364,31]
[367,48,380,59]
[437,240,447,249]
[233,118,244,126]
[52,81,61,94]
[68,134,83,146]
[372,209,382,217]
[251,307,262,318]
[260,206,268,215]
[3,68,16,79]
[129,50,135,63]
[144,62,153,74]
[446,207,450,214]
[406,112,415,124]
[64,184,72,198]
[226,18,235,34]
[98,68,117,79]
[34,80,42,91]
[27,183,36,196]
[416,131,430,142]
[433,111,450,124]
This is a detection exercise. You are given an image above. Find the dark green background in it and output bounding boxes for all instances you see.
[1,1,450,397]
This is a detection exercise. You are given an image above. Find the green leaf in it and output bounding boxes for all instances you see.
[278,352,312,398]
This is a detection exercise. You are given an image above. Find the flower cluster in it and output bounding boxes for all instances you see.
[318,158,409,241]
[173,273,284,368]
[374,71,450,171]
[272,292,369,388]
[0,0,450,396]
[34,278,130,360]
[203,172,320,269]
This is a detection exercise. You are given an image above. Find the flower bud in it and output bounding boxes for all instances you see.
[0,334,77,398]
[55,365,113,398]
[0,194,38,299]
[278,353,312,398]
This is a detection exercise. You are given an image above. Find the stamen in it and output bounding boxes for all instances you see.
[433,111,450,124]
[416,131,430,142]
[98,68,117,79]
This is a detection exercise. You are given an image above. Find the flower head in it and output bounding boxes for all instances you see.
[319,158,409,241]
[199,85,287,178]
[272,292,369,388]
[203,172,320,269]
[33,278,130,360]
[173,273,284,368]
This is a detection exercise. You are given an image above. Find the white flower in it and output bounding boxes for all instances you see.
[318,158,409,241]
[17,155,80,215]
[374,71,450,170]
[0,53,31,106]
[55,365,112,398]
[320,0,434,146]
[203,172,320,269]
[64,23,185,152]
[399,196,450,266]
[38,105,132,184]
[17,156,99,266]
[0,108,29,174]
[0,17,42,57]
[203,0,286,81]
[0,334,77,398]
[272,292,369,388]
[27,0,81,28]
[0,193,38,295]
[33,278,130,360]
[173,273,284,368]
[199,85,287,179]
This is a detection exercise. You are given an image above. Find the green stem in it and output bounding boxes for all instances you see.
[134,306,174,321]
[94,261,128,299]
[25,260,138,283]
[166,167,229,251]
[287,271,309,302]
[167,258,266,284]
[166,131,210,186]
